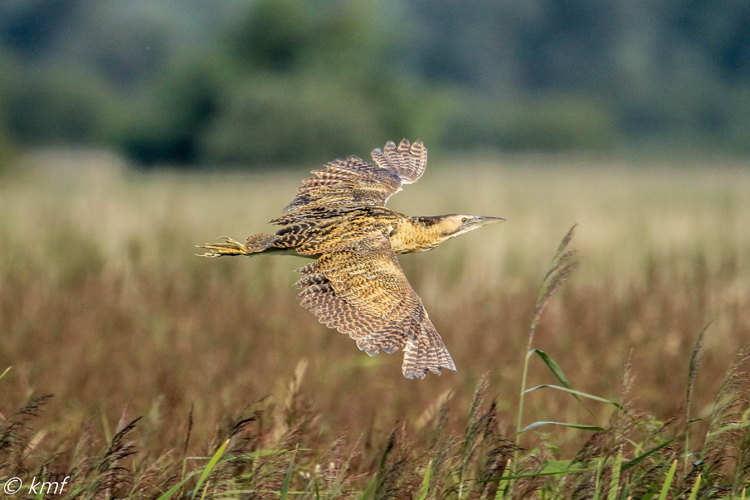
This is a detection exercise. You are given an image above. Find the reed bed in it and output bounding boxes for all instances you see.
[1,150,749,498]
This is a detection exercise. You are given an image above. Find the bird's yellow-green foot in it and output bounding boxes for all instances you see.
[197,237,250,257]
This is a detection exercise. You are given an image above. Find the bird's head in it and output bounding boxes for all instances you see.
[438,214,506,239]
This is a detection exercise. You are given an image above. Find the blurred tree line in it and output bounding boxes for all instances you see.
[0,0,748,167]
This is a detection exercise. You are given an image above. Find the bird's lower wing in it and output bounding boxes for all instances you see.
[295,231,455,379]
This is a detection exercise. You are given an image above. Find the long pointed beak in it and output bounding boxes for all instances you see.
[471,216,506,226]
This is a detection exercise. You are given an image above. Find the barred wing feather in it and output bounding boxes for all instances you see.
[281,139,427,215]
[295,231,455,379]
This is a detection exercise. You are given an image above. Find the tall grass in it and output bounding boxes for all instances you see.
[1,151,750,497]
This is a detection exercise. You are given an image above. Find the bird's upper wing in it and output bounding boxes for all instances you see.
[295,231,455,379]
[280,139,427,215]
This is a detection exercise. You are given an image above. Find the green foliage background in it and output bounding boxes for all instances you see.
[0,0,749,165]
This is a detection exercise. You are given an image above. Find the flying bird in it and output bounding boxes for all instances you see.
[199,139,504,379]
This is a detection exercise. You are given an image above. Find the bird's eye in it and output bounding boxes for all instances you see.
[461,217,468,223]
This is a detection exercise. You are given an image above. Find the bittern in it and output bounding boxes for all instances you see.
[199,139,504,379]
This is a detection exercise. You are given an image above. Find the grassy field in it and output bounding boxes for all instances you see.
[1,149,749,498]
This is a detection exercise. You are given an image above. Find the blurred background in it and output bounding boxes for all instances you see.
[0,0,749,169]
[1,0,750,464]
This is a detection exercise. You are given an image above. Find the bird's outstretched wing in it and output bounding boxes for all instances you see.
[295,231,455,379]
[280,139,427,216]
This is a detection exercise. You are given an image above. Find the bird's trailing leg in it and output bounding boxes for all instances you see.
[197,237,250,257]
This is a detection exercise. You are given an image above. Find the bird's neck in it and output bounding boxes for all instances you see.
[389,215,451,254]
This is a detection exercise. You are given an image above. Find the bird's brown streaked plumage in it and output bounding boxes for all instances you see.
[199,139,504,379]
[282,139,427,214]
